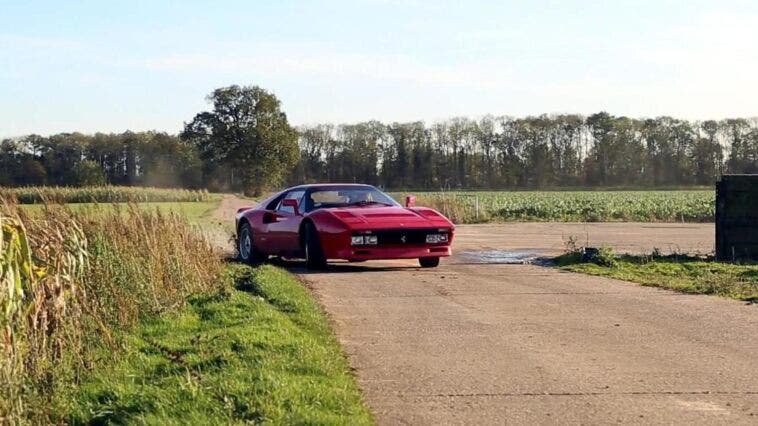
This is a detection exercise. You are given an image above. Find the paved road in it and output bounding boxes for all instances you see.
[297,223,758,425]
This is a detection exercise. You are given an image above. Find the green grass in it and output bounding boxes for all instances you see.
[59,264,372,425]
[556,253,758,301]
[392,190,714,223]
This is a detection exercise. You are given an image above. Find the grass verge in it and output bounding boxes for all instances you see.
[61,263,372,425]
[555,252,758,302]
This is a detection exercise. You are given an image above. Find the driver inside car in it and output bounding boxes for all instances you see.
[349,191,372,204]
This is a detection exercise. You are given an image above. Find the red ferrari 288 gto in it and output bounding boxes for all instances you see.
[235,184,455,269]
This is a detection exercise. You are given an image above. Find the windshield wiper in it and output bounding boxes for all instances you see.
[348,200,392,207]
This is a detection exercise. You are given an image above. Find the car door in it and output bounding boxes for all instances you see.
[253,193,286,254]
[266,190,305,256]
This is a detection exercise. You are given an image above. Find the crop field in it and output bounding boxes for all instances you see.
[392,190,714,223]
[19,200,220,224]
[0,185,214,204]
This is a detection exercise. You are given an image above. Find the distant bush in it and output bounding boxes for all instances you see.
[0,185,212,204]
[72,160,107,186]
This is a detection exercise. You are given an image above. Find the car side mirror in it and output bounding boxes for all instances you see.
[282,198,300,215]
[405,195,416,208]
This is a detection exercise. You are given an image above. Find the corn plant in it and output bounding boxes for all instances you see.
[0,203,90,421]
[0,213,34,419]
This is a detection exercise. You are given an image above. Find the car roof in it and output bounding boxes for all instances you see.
[285,183,377,192]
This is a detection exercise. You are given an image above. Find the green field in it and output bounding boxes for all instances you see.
[393,190,714,223]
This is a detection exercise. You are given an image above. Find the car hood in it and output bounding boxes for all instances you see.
[325,206,453,229]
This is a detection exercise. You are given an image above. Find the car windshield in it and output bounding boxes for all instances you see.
[304,187,399,212]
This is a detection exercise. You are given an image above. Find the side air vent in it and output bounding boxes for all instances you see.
[418,209,442,218]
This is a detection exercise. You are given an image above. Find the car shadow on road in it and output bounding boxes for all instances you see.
[225,254,556,275]
[271,258,422,275]
[224,256,421,274]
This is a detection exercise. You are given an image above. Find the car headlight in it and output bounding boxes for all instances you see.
[351,235,378,245]
[426,233,448,243]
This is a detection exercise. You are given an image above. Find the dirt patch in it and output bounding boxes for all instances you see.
[212,194,258,222]
[202,194,259,255]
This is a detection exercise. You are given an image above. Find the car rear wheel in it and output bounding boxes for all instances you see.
[419,257,440,268]
[304,223,327,269]
[238,222,266,264]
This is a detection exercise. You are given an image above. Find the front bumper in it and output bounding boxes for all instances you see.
[333,245,452,262]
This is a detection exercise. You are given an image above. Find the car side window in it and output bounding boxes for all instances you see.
[266,194,284,211]
[277,190,305,214]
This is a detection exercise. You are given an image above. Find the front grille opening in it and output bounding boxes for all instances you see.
[373,229,447,245]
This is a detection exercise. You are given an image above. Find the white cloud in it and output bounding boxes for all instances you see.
[0,34,84,51]
[143,46,518,91]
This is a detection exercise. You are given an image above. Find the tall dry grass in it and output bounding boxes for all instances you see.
[0,200,224,423]
[0,186,211,204]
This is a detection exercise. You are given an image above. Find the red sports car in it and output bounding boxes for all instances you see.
[235,184,454,269]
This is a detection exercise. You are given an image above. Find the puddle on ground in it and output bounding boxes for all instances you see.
[459,250,547,265]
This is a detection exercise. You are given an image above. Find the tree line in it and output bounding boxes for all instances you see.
[296,114,758,189]
[2,85,757,192]
[1,131,203,188]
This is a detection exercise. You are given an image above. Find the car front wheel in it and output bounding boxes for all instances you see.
[304,223,327,270]
[419,257,440,268]
[238,222,266,264]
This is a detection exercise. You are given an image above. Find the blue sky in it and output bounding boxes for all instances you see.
[2,0,757,136]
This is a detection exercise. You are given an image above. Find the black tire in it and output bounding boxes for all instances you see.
[419,257,440,268]
[238,222,266,264]
[303,222,327,269]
